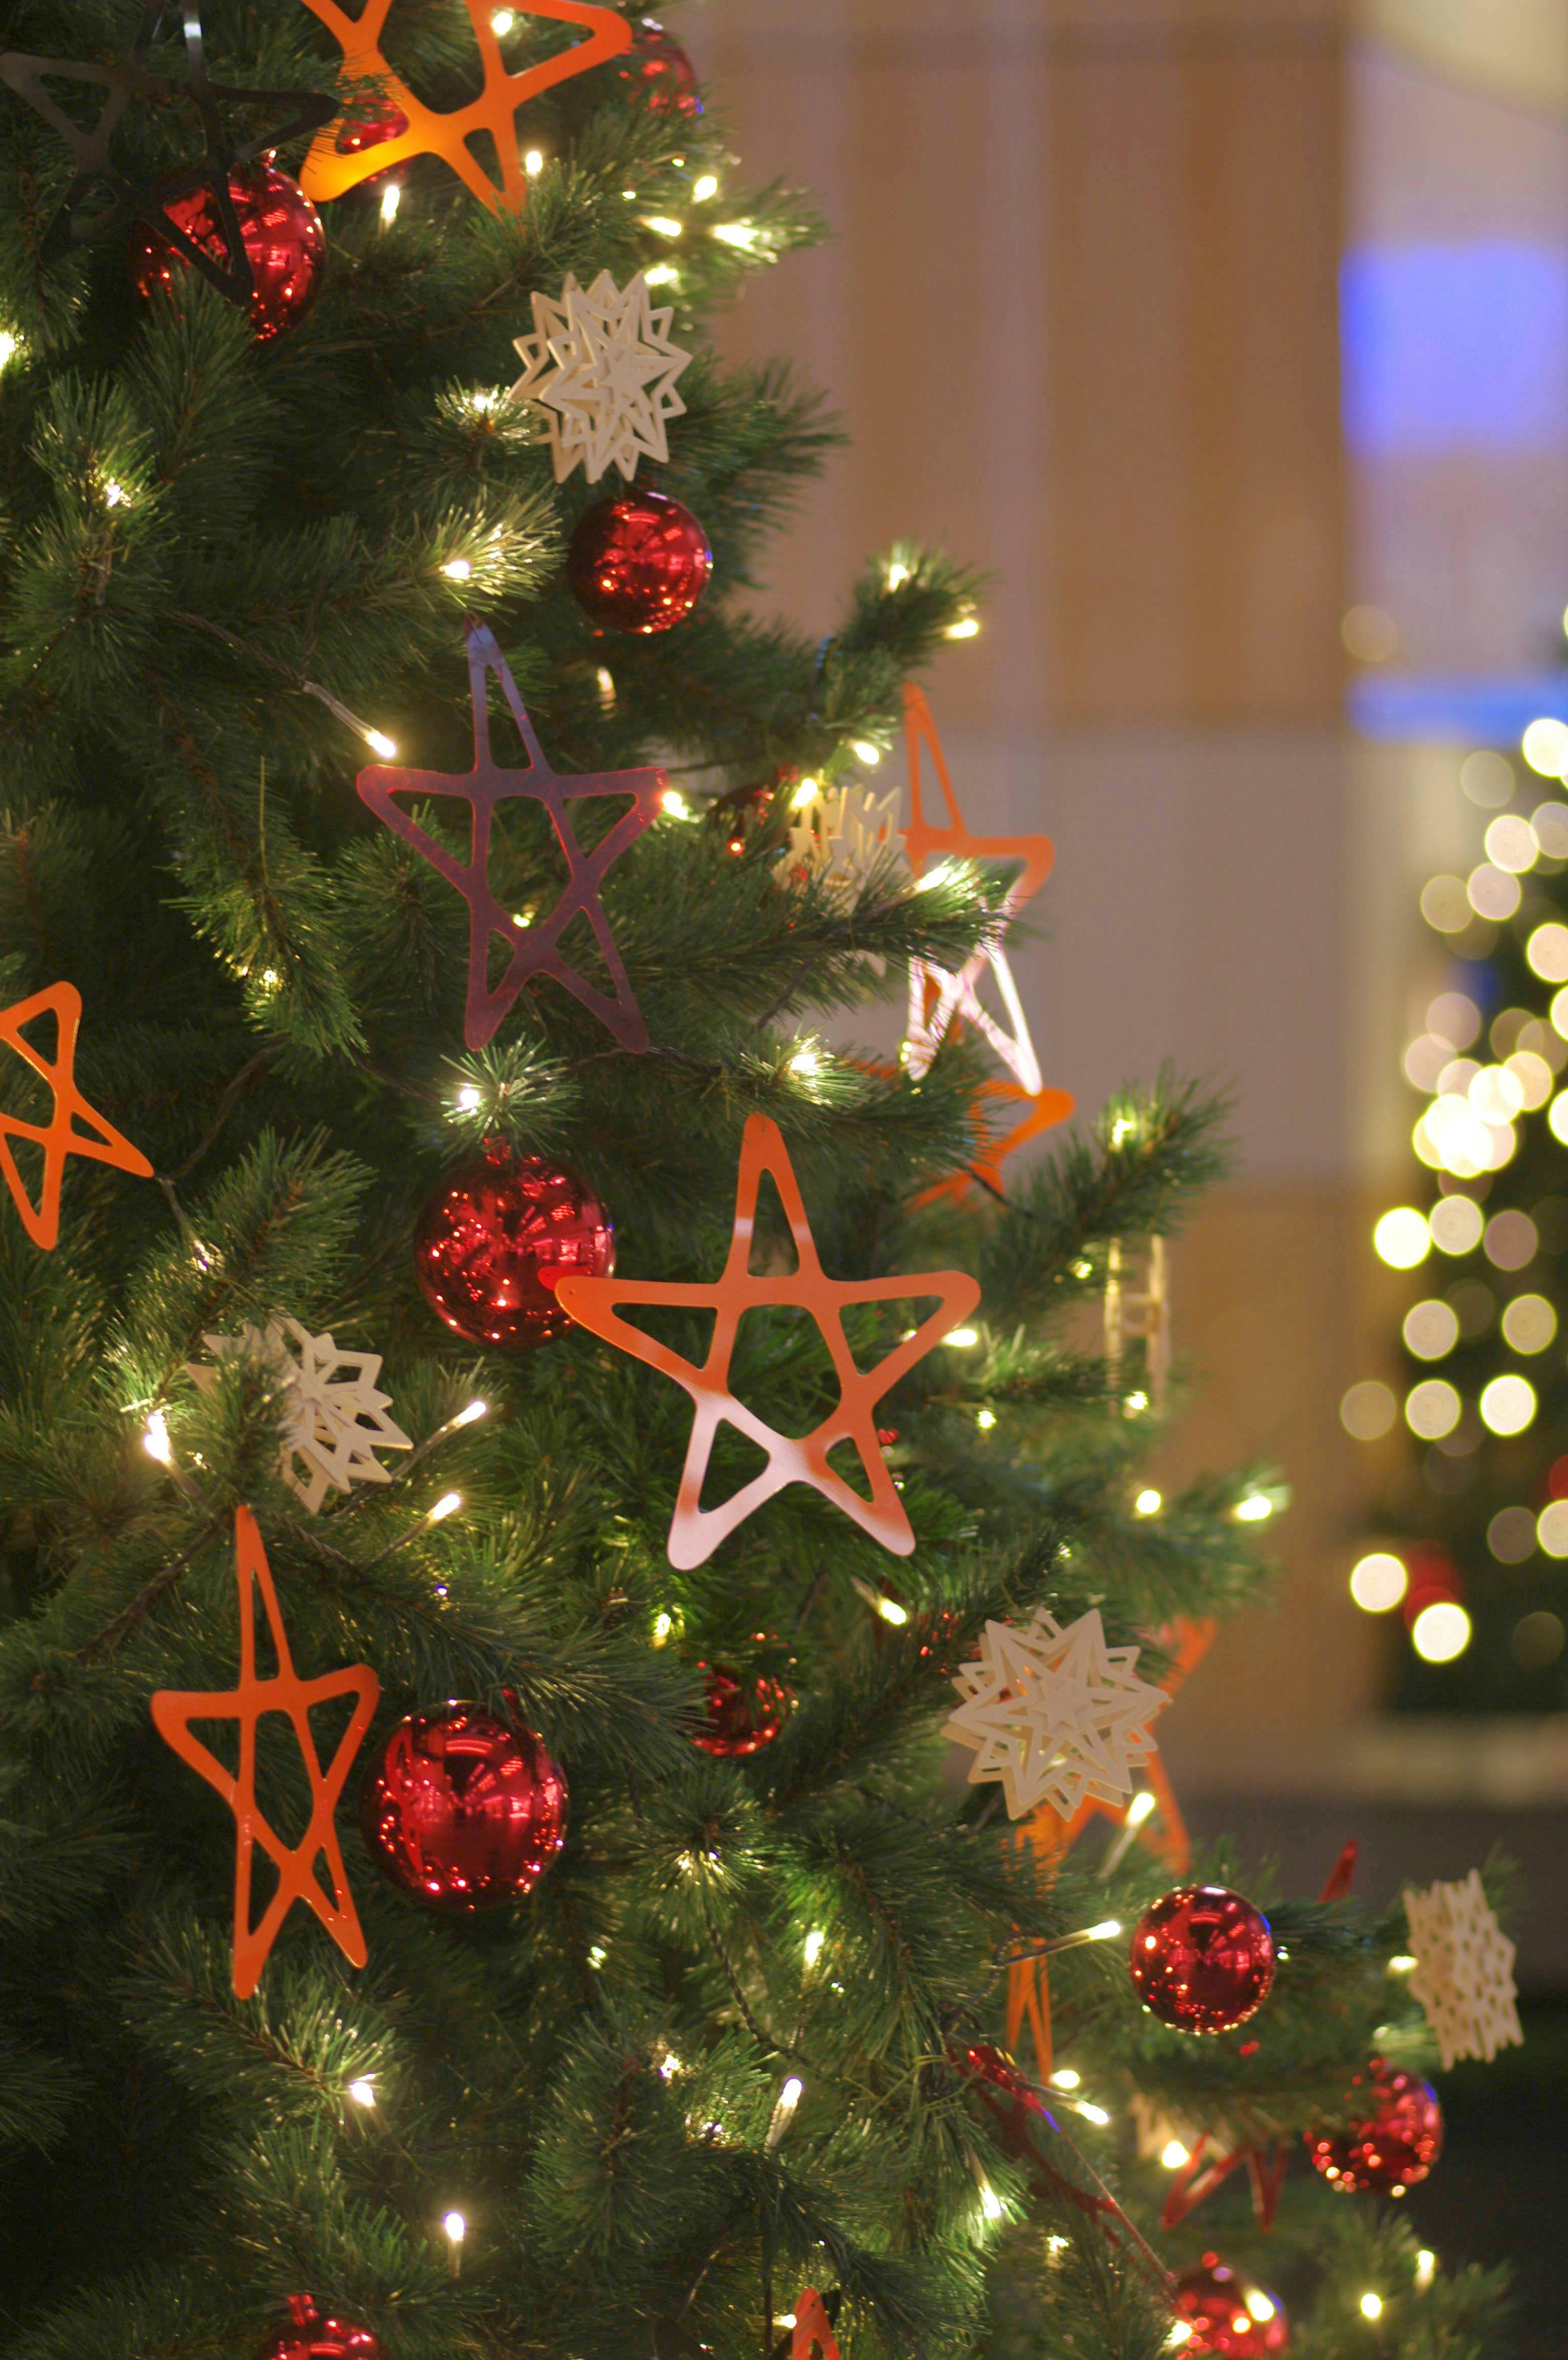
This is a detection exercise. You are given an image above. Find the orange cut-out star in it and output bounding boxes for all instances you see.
[557,1113,980,1568]
[151,1507,380,1999]
[298,0,632,214]
[0,982,152,1249]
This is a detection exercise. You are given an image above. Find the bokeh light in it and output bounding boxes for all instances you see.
[1466,863,1521,921]
[1405,1379,1461,1439]
[1512,1612,1566,1669]
[1428,1196,1484,1255]
[1484,1210,1537,1269]
[1505,1049,1554,1108]
[1486,1506,1537,1563]
[1402,1300,1458,1359]
[1479,1375,1536,1435]
[1521,716,1568,775]
[1428,992,1481,1047]
[1460,750,1515,808]
[1341,1381,1397,1440]
[1485,815,1538,873]
[1537,1501,1568,1557]
[1531,801,1568,857]
[1501,1294,1557,1353]
[1349,1552,1408,1612]
[1374,1208,1429,1268]
[1410,1601,1472,1662]
[1550,1093,1568,1145]
[1419,875,1471,932]
[1527,922,1568,981]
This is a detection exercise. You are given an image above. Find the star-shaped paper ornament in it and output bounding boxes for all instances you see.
[787,780,907,906]
[0,2,333,291]
[1403,1868,1523,2071]
[945,1606,1169,1821]
[557,1112,980,1568]
[509,268,693,484]
[901,685,1055,1098]
[0,982,153,1250]
[151,1506,380,1998]
[188,1318,412,1514]
[357,622,663,1051]
[298,0,631,214]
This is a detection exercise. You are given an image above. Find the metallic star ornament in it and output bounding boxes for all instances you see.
[189,1318,413,1514]
[510,269,693,483]
[0,982,153,1249]
[557,1112,980,1568]
[901,684,1055,1098]
[1403,1868,1523,2071]
[150,1507,380,1998]
[0,2,333,292]
[356,622,663,1051]
[945,1606,1170,1821]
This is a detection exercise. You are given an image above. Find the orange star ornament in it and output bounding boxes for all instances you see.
[557,1113,980,1568]
[298,0,632,213]
[0,982,152,1249]
[151,1507,381,1999]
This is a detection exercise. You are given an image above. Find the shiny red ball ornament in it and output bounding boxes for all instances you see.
[414,1143,613,1349]
[1129,1884,1275,2035]
[568,490,713,635]
[129,160,326,341]
[1172,2258,1290,2358]
[361,1703,567,1912]
[255,2296,386,2360]
[691,1664,791,1756]
[335,99,410,156]
[617,16,702,115]
[1305,2057,1443,2195]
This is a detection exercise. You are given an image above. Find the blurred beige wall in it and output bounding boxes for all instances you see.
[694,0,1383,1782]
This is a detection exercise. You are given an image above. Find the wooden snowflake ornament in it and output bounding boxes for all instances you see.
[510,269,693,483]
[1403,1868,1523,2070]
[557,1113,980,1567]
[787,781,906,905]
[945,1606,1170,1821]
[298,0,631,214]
[189,1318,412,1513]
[151,1507,379,1998]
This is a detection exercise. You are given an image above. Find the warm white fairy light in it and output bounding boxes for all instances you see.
[1160,2139,1189,2169]
[662,788,693,818]
[456,1086,482,1113]
[444,2209,466,2242]
[453,1398,487,1428]
[644,265,679,287]
[379,182,401,225]
[852,1575,908,1625]
[143,1412,172,1464]
[1359,2294,1382,2321]
[791,775,821,808]
[651,1611,674,1646]
[490,8,514,28]
[851,739,882,764]
[945,616,980,640]
[693,174,719,201]
[644,214,683,238]
[1388,1953,1417,1973]
[803,1928,825,1969]
[978,2176,1004,2222]
[713,221,758,248]
[441,557,473,581]
[976,1408,996,1429]
[1414,2251,1436,2291]
[524,149,543,176]
[1235,1493,1272,1521]
[1135,1488,1161,1514]
[348,2078,376,2107]
[1244,2293,1276,2324]
[104,479,130,508]
[948,1327,979,1348]
[0,330,20,367]
[428,1490,462,1523]
[363,728,397,759]
[1072,2099,1111,2126]
[765,2076,804,2148]
[1048,2068,1080,2089]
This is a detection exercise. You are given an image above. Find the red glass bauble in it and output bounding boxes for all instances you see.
[361,1704,567,1912]
[414,1144,613,1349]
[617,17,702,116]
[1305,2057,1443,2195]
[691,1664,791,1756]
[129,161,326,341]
[255,2297,386,2360]
[335,100,410,155]
[1172,2258,1290,2357]
[1129,1884,1275,2035]
[568,490,713,634]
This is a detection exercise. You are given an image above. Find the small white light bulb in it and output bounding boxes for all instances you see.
[1086,1919,1122,1941]
[945,617,980,640]
[348,2078,376,2107]
[428,1490,462,1523]
[875,1595,907,1626]
[490,9,514,29]
[791,776,821,808]
[979,2178,1004,2221]
[143,1412,172,1465]
[765,2076,804,2148]
[441,557,473,581]
[693,173,719,201]
[524,148,544,176]
[1359,2293,1383,2321]
[803,1928,825,1968]
[1160,2140,1189,2170]
[454,1398,488,1427]
[662,788,691,819]
[976,1408,997,1429]
[645,215,683,238]
[851,739,881,764]
[1236,1494,1272,1521]
[456,1086,481,1113]
[444,2210,466,2243]
[886,561,911,589]
[1135,1488,1161,1515]
[1074,2100,1111,2126]
[1414,2251,1435,2291]
[379,181,401,225]
[948,1327,980,1348]
[1125,1791,1157,1829]
[364,729,397,760]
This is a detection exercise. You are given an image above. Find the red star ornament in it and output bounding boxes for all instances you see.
[297,0,632,213]
[150,1506,380,1999]
[557,1113,980,1568]
[901,685,1060,1099]
[0,982,153,1249]
[357,623,662,1051]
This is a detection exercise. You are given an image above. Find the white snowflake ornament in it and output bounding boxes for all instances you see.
[944,1606,1170,1821]
[787,781,906,905]
[189,1318,413,1514]
[509,269,692,484]
[1403,1868,1523,2071]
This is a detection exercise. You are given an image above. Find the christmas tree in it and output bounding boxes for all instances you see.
[1348,739,1568,1711]
[0,8,1521,2360]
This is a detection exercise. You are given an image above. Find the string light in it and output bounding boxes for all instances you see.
[693,173,719,200]
[455,1086,481,1113]
[0,329,20,366]
[1350,1552,1408,1613]
[143,1412,172,1464]
[1359,2294,1383,2321]
[1245,2294,1277,2324]
[791,776,821,808]
[976,1408,996,1429]
[441,557,473,581]
[1048,2068,1080,2089]
[1160,2140,1189,2169]
[1414,2251,1436,2292]
[1388,1953,1417,1973]
[1235,1492,1272,1521]
[1072,2099,1111,2126]
[1411,1601,1472,1662]
[348,2078,376,2106]
[379,182,401,225]
[851,1576,907,1625]
[428,1491,462,1524]
[945,616,980,640]
[651,1611,674,1646]
[886,561,911,589]
[851,739,882,764]
[765,2075,803,2148]
[452,1398,488,1428]
[644,214,683,238]
[1135,1488,1161,1514]
[803,1928,825,1969]
[303,681,398,760]
[104,480,129,508]
[1098,1788,1157,1878]
[588,1944,607,1969]
[978,2176,1004,2221]
[790,1046,822,1076]
[713,221,758,248]
[524,148,543,176]
[662,788,693,818]
[644,265,678,287]
[490,8,514,27]
[948,1327,980,1348]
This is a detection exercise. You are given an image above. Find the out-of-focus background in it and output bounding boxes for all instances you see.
[692,2,1568,2339]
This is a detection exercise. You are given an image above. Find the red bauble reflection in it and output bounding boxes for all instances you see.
[129,161,326,341]
[1305,2057,1443,2195]
[255,2296,387,2360]
[617,17,702,115]
[1172,2258,1290,2358]
[1128,1884,1275,2035]
[568,490,712,635]
[414,1144,613,1349]
[361,1704,567,1912]
[335,100,410,155]
[691,1664,791,1756]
